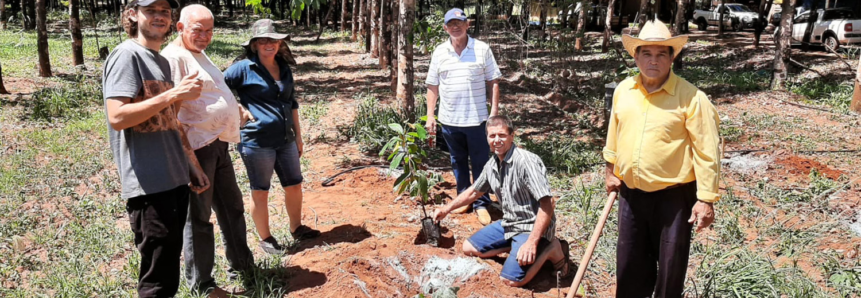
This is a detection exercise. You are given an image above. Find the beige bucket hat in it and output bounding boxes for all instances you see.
[622,19,688,58]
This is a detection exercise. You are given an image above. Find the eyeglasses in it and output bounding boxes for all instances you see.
[256,38,280,45]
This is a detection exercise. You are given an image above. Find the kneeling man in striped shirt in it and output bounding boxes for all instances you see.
[433,115,570,287]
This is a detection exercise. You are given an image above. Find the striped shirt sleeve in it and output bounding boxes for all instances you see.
[426,51,441,86]
[473,162,492,193]
[525,158,551,202]
[483,47,502,81]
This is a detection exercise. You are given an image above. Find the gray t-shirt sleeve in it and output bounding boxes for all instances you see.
[103,48,142,100]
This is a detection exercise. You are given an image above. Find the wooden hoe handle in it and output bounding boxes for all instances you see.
[565,191,618,298]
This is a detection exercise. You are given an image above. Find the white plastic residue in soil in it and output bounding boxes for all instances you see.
[721,154,771,175]
[418,256,488,294]
[849,211,861,237]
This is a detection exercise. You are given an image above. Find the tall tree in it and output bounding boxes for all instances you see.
[370,0,380,58]
[1,0,7,30]
[574,0,586,50]
[851,55,861,113]
[341,0,348,30]
[673,0,687,34]
[718,0,725,36]
[390,0,398,92]
[397,0,415,119]
[36,0,50,77]
[0,62,8,94]
[772,0,795,90]
[70,0,84,66]
[520,0,529,41]
[538,0,547,41]
[24,0,35,30]
[638,0,650,27]
[602,0,616,52]
[473,0,482,36]
[379,0,391,68]
[352,0,359,40]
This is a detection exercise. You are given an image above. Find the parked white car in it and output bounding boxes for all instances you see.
[791,8,861,50]
[693,3,762,31]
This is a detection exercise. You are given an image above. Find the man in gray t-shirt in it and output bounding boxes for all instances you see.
[103,0,208,296]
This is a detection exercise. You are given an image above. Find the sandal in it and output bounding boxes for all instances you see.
[290,225,321,240]
[554,239,574,278]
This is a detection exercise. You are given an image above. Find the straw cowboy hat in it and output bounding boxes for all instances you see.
[622,19,688,59]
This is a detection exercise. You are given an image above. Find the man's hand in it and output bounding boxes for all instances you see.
[188,165,210,194]
[516,239,538,266]
[432,207,448,223]
[239,105,254,127]
[296,138,304,158]
[425,116,437,148]
[172,72,203,103]
[688,201,715,233]
[605,163,621,193]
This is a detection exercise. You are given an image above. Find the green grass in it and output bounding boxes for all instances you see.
[677,66,771,93]
[519,134,602,176]
[342,93,427,153]
[788,78,855,112]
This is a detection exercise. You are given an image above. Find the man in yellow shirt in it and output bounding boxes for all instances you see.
[604,20,720,298]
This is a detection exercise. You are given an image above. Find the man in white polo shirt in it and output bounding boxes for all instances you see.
[161,5,254,297]
[425,8,502,226]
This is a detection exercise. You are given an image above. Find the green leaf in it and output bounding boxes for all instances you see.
[407,132,420,138]
[416,124,428,140]
[418,175,428,203]
[393,172,409,193]
[390,152,404,171]
[388,123,404,134]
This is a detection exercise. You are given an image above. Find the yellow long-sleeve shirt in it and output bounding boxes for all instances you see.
[603,72,721,203]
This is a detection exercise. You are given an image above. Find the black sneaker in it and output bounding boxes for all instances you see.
[290,225,321,241]
[258,236,285,255]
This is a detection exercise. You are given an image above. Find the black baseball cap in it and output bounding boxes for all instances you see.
[127,0,179,9]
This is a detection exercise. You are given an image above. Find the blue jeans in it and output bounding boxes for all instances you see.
[237,142,304,191]
[440,123,491,210]
[467,221,551,282]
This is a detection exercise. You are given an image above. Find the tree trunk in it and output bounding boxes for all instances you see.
[771,0,794,90]
[603,0,616,52]
[390,0,398,92]
[0,62,8,94]
[1,0,7,30]
[801,0,821,51]
[673,0,686,35]
[316,4,334,41]
[24,0,35,30]
[380,0,391,68]
[70,0,85,66]
[359,0,369,51]
[753,0,773,47]
[397,0,415,120]
[36,0,50,77]
[352,0,359,41]
[370,0,380,58]
[539,0,547,42]
[638,0,649,28]
[851,53,861,113]
[575,1,586,50]
[505,3,514,25]
[473,0,481,36]
[341,0,348,30]
[229,0,234,18]
[520,0,529,40]
[718,0,725,36]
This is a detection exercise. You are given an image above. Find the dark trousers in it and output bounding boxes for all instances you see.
[126,185,190,298]
[616,182,697,298]
[440,123,492,210]
[183,140,254,290]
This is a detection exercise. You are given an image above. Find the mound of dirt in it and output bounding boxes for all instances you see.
[775,155,846,180]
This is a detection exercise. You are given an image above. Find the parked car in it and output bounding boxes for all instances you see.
[558,3,628,31]
[790,8,861,50]
[693,3,761,31]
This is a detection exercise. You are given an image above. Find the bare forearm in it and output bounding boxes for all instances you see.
[292,109,302,140]
[106,92,175,131]
[527,197,553,243]
[174,102,202,171]
[426,85,439,118]
[489,80,500,115]
[442,186,484,214]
